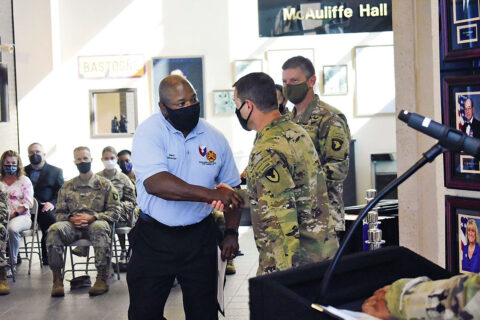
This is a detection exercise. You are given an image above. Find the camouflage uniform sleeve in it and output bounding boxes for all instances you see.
[93,183,121,223]
[251,152,300,273]
[121,178,136,220]
[320,114,351,182]
[55,184,71,221]
[385,274,480,319]
[0,189,8,224]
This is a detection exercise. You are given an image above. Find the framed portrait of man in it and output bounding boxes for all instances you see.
[442,74,480,190]
[445,195,480,274]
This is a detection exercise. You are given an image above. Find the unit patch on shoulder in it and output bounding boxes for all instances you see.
[265,167,279,183]
[206,150,217,162]
[113,193,119,201]
[331,138,343,151]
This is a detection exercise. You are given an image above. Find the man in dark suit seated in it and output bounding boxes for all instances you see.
[24,143,64,265]
[461,98,480,138]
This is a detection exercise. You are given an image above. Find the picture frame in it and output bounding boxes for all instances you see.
[233,60,263,83]
[445,195,480,274]
[151,56,205,117]
[354,45,395,117]
[322,65,348,96]
[442,75,480,190]
[89,88,138,138]
[213,90,235,115]
[441,0,480,61]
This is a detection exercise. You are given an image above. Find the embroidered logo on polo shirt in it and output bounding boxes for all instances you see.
[206,150,217,162]
[199,145,207,157]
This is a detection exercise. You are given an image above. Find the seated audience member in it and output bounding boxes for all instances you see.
[362,274,480,319]
[24,142,64,265]
[97,146,136,263]
[1,150,33,277]
[462,219,480,273]
[46,146,120,297]
[0,185,10,294]
[117,149,136,185]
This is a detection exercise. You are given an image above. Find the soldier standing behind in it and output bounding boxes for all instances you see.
[232,72,338,275]
[282,56,351,233]
[0,184,10,295]
[46,146,120,297]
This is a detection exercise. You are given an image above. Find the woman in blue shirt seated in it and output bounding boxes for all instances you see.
[462,219,480,273]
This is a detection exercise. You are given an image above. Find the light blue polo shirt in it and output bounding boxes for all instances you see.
[132,112,241,226]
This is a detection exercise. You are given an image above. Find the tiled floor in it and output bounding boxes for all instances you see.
[0,226,259,320]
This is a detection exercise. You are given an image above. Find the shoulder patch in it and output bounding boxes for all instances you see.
[332,138,343,151]
[265,167,280,183]
[113,193,119,201]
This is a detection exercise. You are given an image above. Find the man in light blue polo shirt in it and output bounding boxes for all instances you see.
[127,75,243,320]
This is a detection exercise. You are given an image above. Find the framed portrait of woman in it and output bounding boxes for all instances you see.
[445,195,480,274]
[441,0,480,60]
[442,74,480,190]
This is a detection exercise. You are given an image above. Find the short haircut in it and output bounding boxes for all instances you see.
[28,142,43,150]
[466,98,474,108]
[73,146,91,157]
[282,56,315,79]
[158,75,194,106]
[117,149,131,157]
[102,146,117,157]
[233,72,278,113]
[0,150,24,178]
[467,219,480,245]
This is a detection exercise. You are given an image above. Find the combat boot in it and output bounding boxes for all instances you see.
[51,269,65,297]
[0,267,10,295]
[89,266,109,296]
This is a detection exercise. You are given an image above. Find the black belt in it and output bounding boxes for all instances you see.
[138,210,212,231]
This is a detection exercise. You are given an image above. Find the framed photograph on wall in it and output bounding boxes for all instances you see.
[442,75,480,190]
[445,195,480,274]
[213,90,235,115]
[441,0,480,61]
[151,57,204,117]
[89,88,138,138]
[322,65,347,96]
[233,60,263,82]
[354,45,395,117]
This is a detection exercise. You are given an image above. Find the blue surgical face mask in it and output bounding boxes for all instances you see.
[3,165,17,175]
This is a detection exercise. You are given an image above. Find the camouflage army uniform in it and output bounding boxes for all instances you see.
[0,184,8,269]
[247,114,338,275]
[385,274,480,319]
[46,174,121,269]
[291,95,351,231]
[96,169,136,227]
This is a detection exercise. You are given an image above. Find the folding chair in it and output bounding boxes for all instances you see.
[18,198,42,275]
[62,222,120,280]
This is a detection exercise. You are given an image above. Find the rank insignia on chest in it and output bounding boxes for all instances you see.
[206,150,217,162]
[265,168,279,183]
[199,145,207,157]
[332,138,343,151]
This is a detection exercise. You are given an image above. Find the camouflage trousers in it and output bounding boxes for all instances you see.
[46,220,112,269]
[0,223,6,268]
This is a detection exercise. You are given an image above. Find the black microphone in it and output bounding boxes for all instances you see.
[398,110,480,158]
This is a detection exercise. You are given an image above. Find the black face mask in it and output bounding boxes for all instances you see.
[164,102,200,132]
[76,162,91,174]
[29,154,42,165]
[235,102,253,131]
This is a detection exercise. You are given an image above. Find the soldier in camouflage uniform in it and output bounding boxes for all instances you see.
[362,274,480,319]
[46,146,120,297]
[282,56,351,232]
[96,146,136,263]
[0,184,10,295]
[233,72,338,275]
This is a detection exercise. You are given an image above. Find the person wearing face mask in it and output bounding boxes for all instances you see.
[95,146,136,264]
[232,72,338,275]
[282,56,351,235]
[24,142,64,265]
[46,146,121,297]
[127,75,243,320]
[0,150,33,277]
[118,149,136,185]
[275,84,288,115]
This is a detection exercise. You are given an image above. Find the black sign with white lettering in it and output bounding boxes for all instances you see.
[258,0,392,37]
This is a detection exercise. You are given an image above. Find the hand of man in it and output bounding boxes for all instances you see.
[361,286,391,320]
[210,184,242,210]
[69,213,94,228]
[41,202,55,212]
[221,234,239,261]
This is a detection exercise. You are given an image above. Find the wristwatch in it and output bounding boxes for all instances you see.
[224,228,238,237]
